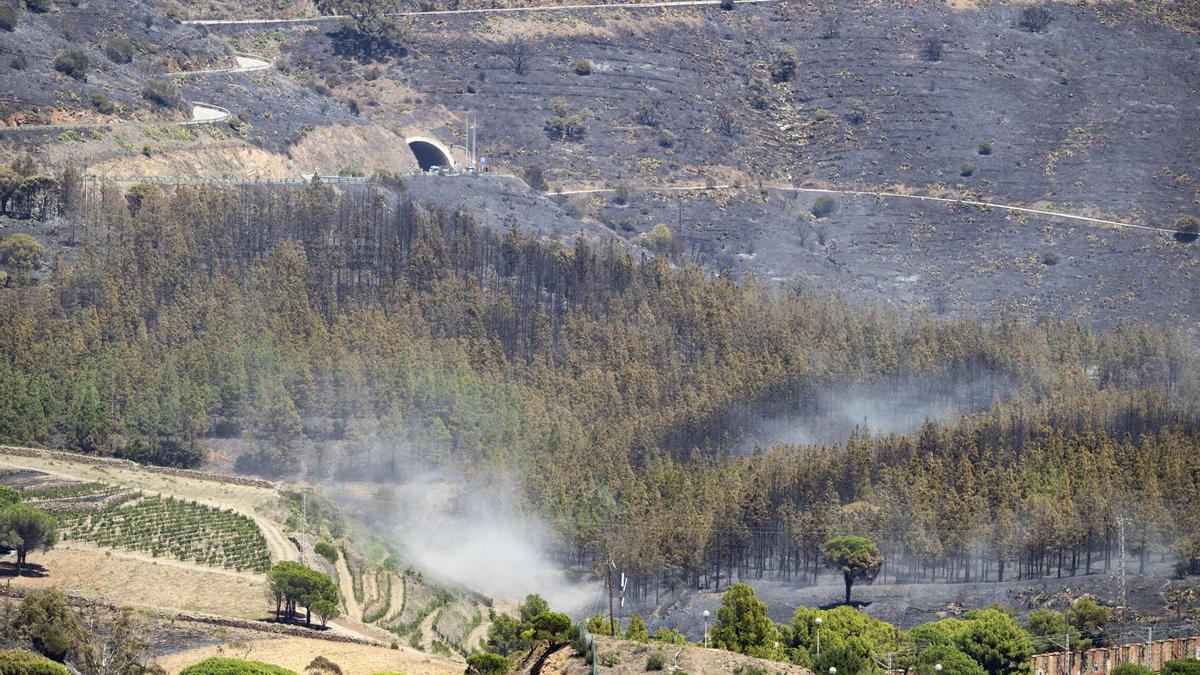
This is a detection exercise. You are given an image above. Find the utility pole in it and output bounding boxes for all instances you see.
[607,560,616,637]
[1118,516,1128,621]
[1065,630,1070,675]
[1146,626,1153,669]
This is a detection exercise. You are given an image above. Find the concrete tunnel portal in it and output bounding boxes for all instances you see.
[407,137,455,171]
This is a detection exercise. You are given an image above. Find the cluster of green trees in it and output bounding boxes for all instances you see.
[696,582,1113,675]
[265,561,339,627]
[470,594,574,673]
[2,179,1199,593]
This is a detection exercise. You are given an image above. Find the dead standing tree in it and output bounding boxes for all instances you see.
[504,40,532,75]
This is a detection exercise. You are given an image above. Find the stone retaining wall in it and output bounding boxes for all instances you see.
[0,585,384,647]
[0,445,277,489]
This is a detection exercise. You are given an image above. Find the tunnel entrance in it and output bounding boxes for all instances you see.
[408,138,454,171]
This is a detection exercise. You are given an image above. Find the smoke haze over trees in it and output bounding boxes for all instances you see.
[1,179,1199,599]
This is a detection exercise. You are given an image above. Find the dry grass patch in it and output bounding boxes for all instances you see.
[158,635,459,675]
[7,547,265,618]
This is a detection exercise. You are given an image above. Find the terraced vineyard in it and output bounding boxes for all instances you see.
[22,481,114,500]
[58,495,272,573]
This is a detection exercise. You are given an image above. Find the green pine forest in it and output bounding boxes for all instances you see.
[2,179,1199,597]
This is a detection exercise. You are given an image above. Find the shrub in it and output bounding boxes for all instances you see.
[978,141,992,155]
[25,0,52,13]
[523,164,547,192]
[920,37,943,62]
[960,163,974,177]
[645,651,666,671]
[1111,664,1153,675]
[10,53,27,69]
[304,656,341,674]
[600,652,621,667]
[811,195,835,218]
[769,44,797,82]
[657,129,676,148]
[732,667,769,675]
[0,103,11,122]
[1040,251,1059,265]
[11,590,79,662]
[0,6,17,31]
[614,184,630,205]
[314,540,339,563]
[465,653,510,675]
[178,657,297,674]
[573,58,592,75]
[634,99,659,126]
[90,92,114,114]
[1162,660,1200,675]
[0,649,67,675]
[748,77,770,110]
[1019,6,1053,32]
[141,144,153,157]
[719,0,734,9]
[845,108,865,125]
[141,78,180,108]
[104,36,134,64]
[53,50,89,80]
[544,97,589,142]
[1176,214,1200,234]
[363,65,381,81]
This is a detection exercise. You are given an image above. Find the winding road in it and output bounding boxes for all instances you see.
[551,183,1182,235]
[183,0,776,26]
[0,53,272,134]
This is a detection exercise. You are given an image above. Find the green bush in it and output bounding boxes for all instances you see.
[104,37,134,64]
[315,540,339,562]
[1162,660,1200,675]
[1111,664,1153,675]
[978,141,992,155]
[465,653,510,675]
[0,6,17,31]
[178,657,297,674]
[657,129,676,148]
[811,195,835,218]
[53,50,89,80]
[600,652,621,667]
[0,649,69,675]
[141,78,180,108]
[645,651,666,671]
[25,0,52,13]
[544,97,590,142]
[90,92,115,114]
[961,163,974,177]
[574,59,592,75]
[769,44,797,82]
